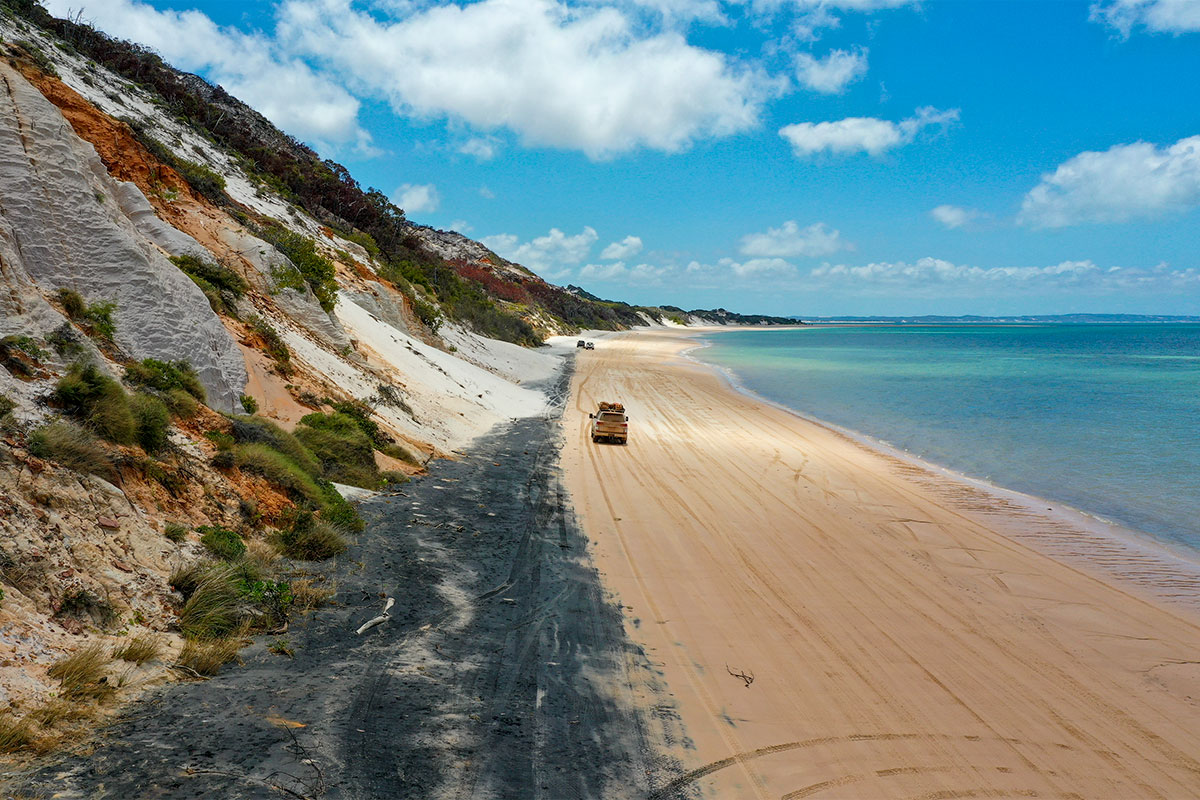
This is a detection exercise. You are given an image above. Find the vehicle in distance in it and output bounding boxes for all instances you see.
[577,339,586,347]
[585,341,595,350]
[589,401,628,444]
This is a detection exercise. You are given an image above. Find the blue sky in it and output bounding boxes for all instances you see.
[44,0,1200,316]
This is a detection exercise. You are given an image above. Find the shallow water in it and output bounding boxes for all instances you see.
[696,324,1200,551]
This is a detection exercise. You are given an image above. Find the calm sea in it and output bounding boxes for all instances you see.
[695,324,1200,551]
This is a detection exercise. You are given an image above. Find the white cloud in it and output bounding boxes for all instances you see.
[808,257,1200,294]
[393,183,441,214]
[795,47,868,94]
[579,260,665,284]
[481,226,599,272]
[779,106,959,157]
[930,204,981,229]
[1090,0,1200,36]
[278,0,775,159]
[729,257,797,277]
[449,219,473,232]
[785,0,918,40]
[459,136,501,160]
[44,0,370,150]
[601,235,644,259]
[740,220,848,258]
[1019,135,1200,228]
[479,185,497,200]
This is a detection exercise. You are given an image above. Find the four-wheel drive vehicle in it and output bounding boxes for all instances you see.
[585,341,595,350]
[576,340,586,347]
[589,401,628,444]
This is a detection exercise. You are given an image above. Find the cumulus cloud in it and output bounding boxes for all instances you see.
[779,106,959,157]
[795,47,868,94]
[481,226,599,272]
[785,0,918,40]
[277,0,774,158]
[393,183,441,214]
[44,0,369,149]
[930,205,981,229]
[579,261,665,284]
[739,221,848,258]
[459,137,501,160]
[1090,0,1200,36]
[1018,135,1200,228]
[728,257,797,277]
[601,235,644,260]
[808,257,1200,294]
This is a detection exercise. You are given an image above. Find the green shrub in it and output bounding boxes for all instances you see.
[55,287,86,319]
[29,421,112,477]
[130,393,171,453]
[170,254,245,317]
[54,363,136,444]
[246,315,292,376]
[124,358,206,402]
[163,387,199,418]
[241,579,292,627]
[0,335,46,377]
[211,450,235,469]
[295,411,379,488]
[172,157,227,204]
[229,415,321,476]
[178,563,243,640]
[199,526,246,561]
[234,443,325,506]
[318,483,365,532]
[46,322,83,358]
[275,510,347,561]
[239,394,258,414]
[164,522,188,543]
[257,227,339,312]
[0,394,14,418]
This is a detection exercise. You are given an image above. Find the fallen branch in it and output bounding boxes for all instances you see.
[726,664,754,688]
[356,596,395,635]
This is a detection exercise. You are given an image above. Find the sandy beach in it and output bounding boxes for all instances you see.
[563,329,1200,799]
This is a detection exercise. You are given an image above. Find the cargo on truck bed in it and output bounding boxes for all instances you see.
[589,402,628,444]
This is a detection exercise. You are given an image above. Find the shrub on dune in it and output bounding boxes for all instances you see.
[29,420,113,477]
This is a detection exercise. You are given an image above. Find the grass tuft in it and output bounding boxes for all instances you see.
[276,510,347,561]
[29,420,113,477]
[178,564,244,640]
[164,522,188,543]
[177,635,242,677]
[0,713,36,754]
[291,578,335,612]
[113,633,163,665]
[47,643,113,701]
[198,526,246,561]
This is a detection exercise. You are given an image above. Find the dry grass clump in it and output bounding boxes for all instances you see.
[246,539,281,572]
[28,420,113,478]
[178,564,243,640]
[291,578,335,612]
[0,713,36,754]
[47,643,113,702]
[177,634,243,677]
[113,633,163,665]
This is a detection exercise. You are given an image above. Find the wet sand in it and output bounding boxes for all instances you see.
[563,329,1200,799]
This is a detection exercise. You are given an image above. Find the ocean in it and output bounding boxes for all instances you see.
[694,324,1200,552]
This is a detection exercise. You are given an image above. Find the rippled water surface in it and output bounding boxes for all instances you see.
[697,324,1200,550]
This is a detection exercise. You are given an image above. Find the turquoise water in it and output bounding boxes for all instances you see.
[696,325,1200,550]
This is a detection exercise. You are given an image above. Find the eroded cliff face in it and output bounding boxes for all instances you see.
[0,61,247,412]
[0,15,559,733]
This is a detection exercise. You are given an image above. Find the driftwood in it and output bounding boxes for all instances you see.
[356,596,395,635]
[726,664,754,688]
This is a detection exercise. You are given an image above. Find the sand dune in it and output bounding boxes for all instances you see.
[562,330,1200,799]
